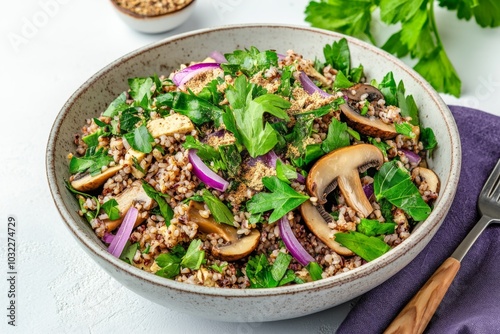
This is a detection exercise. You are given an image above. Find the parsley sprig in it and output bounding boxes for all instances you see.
[305,0,500,97]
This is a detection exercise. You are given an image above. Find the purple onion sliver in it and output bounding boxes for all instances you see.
[299,72,331,98]
[401,149,421,165]
[108,207,138,258]
[277,53,286,60]
[103,232,115,244]
[279,215,315,266]
[172,62,221,87]
[363,183,374,200]
[295,173,306,184]
[188,149,229,192]
[209,51,227,63]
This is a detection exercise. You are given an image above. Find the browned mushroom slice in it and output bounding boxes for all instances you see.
[340,103,398,140]
[306,144,384,217]
[186,201,260,261]
[300,201,353,256]
[344,83,384,102]
[104,180,155,232]
[70,114,194,191]
[412,167,440,193]
[71,165,123,192]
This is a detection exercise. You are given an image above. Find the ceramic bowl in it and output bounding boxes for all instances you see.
[46,24,461,322]
[109,0,196,33]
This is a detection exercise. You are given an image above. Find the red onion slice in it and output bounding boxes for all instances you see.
[400,149,421,165]
[299,72,331,98]
[108,207,138,258]
[188,149,229,192]
[173,63,221,88]
[209,51,227,63]
[279,215,315,266]
[363,183,374,200]
[103,232,115,244]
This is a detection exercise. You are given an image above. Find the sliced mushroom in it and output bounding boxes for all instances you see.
[412,167,440,193]
[186,201,260,261]
[71,113,194,191]
[104,180,155,232]
[300,201,353,256]
[344,83,384,102]
[340,103,398,139]
[306,144,384,217]
[71,165,123,192]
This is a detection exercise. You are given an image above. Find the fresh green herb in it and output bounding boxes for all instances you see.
[396,80,420,125]
[123,125,154,154]
[101,199,120,221]
[82,120,110,148]
[291,144,324,168]
[222,47,279,77]
[119,242,139,264]
[119,107,141,133]
[360,100,370,116]
[69,147,113,176]
[276,159,299,184]
[225,75,291,158]
[305,262,323,281]
[103,92,129,118]
[323,38,364,86]
[128,77,154,109]
[65,181,100,222]
[202,189,234,226]
[395,122,416,138]
[335,231,391,261]
[357,218,396,237]
[379,198,395,224]
[156,91,223,126]
[374,161,431,221]
[142,182,174,225]
[143,244,151,254]
[197,78,225,106]
[306,0,500,96]
[347,127,361,141]
[155,241,205,279]
[219,144,241,178]
[368,137,390,158]
[210,262,228,274]
[180,239,205,270]
[321,117,350,153]
[247,176,309,223]
[333,70,354,89]
[378,71,398,107]
[246,253,294,288]
[183,136,220,161]
[421,127,438,156]
[277,65,294,97]
[131,156,145,174]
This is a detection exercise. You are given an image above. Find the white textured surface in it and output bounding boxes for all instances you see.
[1,0,499,333]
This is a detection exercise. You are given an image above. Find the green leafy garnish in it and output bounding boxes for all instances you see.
[305,262,323,281]
[119,107,141,133]
[247,176,309,223]
[374,161,431,221]
[210,262,228,274]
[357,218,396,237]
[128,77,154,108]
[219,144,241,178]
[323,38,364,86]
[183,136,220,161]
[102,199,120,221]
[321,117,350,153]
[335,231,391,261]
[395,122,416,138]
[276,159,299,184]
[225,75,291,158]
[155,240,205,279]
[246,253,295,288]
[69,147,113,176]
[120,242,139,264]
[142,182,174,226]
[222,47,279,77]
[421,127,438,156]
[123,125,154,153]
[65,181,100,222]
[305,0,500,96]
[202,189,234,226]
[103,92,129,118]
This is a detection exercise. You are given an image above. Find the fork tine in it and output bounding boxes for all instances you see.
[482,159,500,198]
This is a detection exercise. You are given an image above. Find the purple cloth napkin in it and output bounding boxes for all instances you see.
[337,106,500,334]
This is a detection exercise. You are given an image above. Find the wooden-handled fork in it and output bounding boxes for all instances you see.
[385,159,500,334]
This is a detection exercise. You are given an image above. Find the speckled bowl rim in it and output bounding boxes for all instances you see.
[109,0,196,19]
[46,23,461,299]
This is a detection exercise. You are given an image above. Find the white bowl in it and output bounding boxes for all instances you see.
[109,0,196,34]
[46,24,461,322]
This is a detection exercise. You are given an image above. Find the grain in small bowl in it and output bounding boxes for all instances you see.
[110,0,196,33]
[46,24,461,322]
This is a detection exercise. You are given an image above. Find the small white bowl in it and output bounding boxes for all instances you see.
[109,0,196,34]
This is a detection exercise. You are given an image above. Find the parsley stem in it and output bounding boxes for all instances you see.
[428,0,443,50]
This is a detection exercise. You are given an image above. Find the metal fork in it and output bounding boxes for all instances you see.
[385,159,500,334]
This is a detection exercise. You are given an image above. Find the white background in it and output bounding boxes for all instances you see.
[1,0,499,333]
